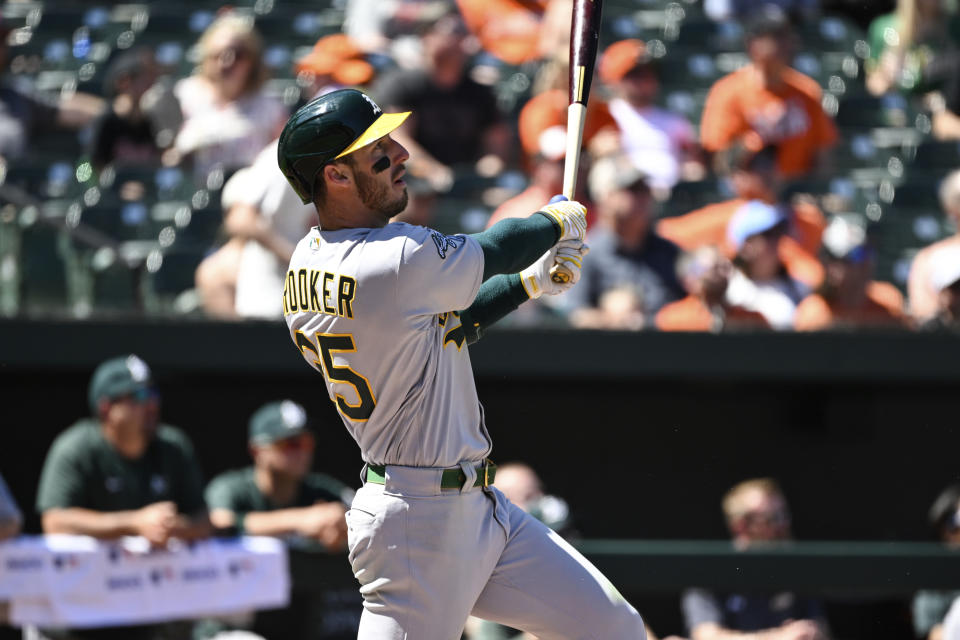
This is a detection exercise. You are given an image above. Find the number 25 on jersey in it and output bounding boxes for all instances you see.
[295,331,377,421]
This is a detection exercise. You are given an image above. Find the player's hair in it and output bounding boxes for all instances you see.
[722,477,785,521]
[197,12,268,96]
[312,155,356,207]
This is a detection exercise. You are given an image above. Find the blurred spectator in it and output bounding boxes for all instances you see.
[598,39,703,192]
[173,13,288,182]
[34,355,210,640]
[725,201,808,329]
[656,246,771,331]
[373,13,509,224]
[195,36,373,318]
[485,87,615,227]
[565,164,684,329]
[794,216,906,330]
[921,245,960,330]
[0,471,21,540]
[206,399,350,547]
[699,7,837,178]
[88,48,180,171]
[344,0,452,62]
[200,400,353,640]
[908,170,960,321]
[912,484,960,640]
[294,34,376,99]
[456,0,548,65]
[0,19,104,161]
[657,145,826,289]
[682,478,830,640]
[704,0,818,24]
[866,0,960,97]
[944,597,960,640]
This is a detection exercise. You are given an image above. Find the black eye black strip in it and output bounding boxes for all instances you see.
[372,156,391,174]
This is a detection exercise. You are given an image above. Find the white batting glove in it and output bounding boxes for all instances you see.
[537,200,588,244]
[520,241,590,299]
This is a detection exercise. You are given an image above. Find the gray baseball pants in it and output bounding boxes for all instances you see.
[345,464,646,639]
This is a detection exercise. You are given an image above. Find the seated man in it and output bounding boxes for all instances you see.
[794,216,905,330]
[682,478,829,640]
[205,399,351,547]
[699,7,836,179]
[203,400,355,640]
[35,355,210,640]
[565,164,685,328]
[656,246,770,332]
[657,144,825,289]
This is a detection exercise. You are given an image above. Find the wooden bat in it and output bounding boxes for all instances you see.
[550,0,604,284]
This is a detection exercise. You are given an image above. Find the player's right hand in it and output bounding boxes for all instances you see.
[520,241,588,299]
[538,198,587,244]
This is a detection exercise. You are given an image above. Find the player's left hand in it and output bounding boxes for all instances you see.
[520,240,589,299]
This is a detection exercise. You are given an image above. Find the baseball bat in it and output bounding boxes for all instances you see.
[550,0,604,284]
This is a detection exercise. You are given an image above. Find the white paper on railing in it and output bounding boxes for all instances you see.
[0,535,289,628]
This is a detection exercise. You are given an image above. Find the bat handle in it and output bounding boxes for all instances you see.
[550,263,573,284]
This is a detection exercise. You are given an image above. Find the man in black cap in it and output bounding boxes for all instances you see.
[201,400,356,640]
[277,88,642,639]
[205,399,351,547]
[34,355,210,639]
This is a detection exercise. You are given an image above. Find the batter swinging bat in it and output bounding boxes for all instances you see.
[550,0,604,284]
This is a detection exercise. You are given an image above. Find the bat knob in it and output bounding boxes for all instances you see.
[550,267,572,284]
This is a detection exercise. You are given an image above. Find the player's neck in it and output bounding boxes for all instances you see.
[315,200,388,231]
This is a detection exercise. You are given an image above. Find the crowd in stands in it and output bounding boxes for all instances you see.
[2,353,959,638]
[3,0,960,332]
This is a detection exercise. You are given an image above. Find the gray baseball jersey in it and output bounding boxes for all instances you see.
[283,222,491,467]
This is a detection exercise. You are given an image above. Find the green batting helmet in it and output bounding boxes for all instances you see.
[277,89,410,204]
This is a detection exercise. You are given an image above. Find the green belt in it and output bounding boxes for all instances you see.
[366,460,497,490]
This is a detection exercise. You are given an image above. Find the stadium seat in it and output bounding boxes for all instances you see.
[910,140,960,171]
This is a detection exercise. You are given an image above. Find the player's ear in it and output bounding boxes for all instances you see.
[324,163,352,189]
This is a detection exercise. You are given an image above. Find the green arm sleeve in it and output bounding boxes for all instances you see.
[458,274,530,344]
[470,213,559,281]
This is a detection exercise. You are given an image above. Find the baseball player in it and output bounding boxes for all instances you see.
[278,88,645,639]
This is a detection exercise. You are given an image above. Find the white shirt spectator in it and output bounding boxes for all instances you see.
[726,268,807,330]
[608,97,696,191]
[223,140,316,318]
[174,76,287,180]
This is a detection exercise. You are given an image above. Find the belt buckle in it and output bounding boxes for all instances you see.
[482,459,494,487]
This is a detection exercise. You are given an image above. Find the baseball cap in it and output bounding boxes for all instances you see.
[588,155,651,202]
[88,355,154,413]
[745,5,792,41]
[929,246,960,292]
[295,34,374,87]
[727,200,787,251]
[599,39,653,85]
[248,400,310,445]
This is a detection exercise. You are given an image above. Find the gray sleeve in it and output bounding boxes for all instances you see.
[682,588,724,634]
[0,473,23,524]
[396,227,484,315]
